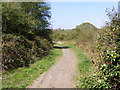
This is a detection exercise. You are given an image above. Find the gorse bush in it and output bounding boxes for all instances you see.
[2,2,53,70]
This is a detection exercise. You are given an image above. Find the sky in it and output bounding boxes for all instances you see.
[49,2,118,29]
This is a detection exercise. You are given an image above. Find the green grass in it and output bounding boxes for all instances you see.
[56,43,93,87]
[2,48,62,88]
[70,45,93,76]
[69,44,94,88]
[55,43,93,76]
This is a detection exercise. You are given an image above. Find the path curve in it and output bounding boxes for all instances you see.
[27,48,77,88]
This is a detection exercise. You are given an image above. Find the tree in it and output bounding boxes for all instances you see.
[2,2,51,38]
[2,2,52,70]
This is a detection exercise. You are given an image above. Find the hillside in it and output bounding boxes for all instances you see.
[76,22,97,30]
[52,22,99,63]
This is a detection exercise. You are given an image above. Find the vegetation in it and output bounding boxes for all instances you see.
[51,29,71,41]
[1,1,119,89]
[52,22,99,63]
[69,44,93,83]
[2,48,61,88]
[96,9,120,89]
[52,8,120,88]
[2,2,52,70]
[76,8,120,89]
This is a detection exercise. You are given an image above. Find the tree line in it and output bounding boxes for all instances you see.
[2,2,53,70]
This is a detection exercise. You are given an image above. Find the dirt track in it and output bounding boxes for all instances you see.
[27,48,77,88]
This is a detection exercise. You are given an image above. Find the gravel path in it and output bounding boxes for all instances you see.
[27,48,77,88]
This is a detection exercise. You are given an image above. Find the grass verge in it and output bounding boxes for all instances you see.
[2,48,62,88]
[61,43,108,88]
[57,43,93,88]
[69,44,94,88]
[70,44,93,76]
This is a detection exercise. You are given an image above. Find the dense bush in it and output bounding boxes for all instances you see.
[2,34,52,70]
[2,2,53,70]
[77,8,120,89]
[96,9,120,89]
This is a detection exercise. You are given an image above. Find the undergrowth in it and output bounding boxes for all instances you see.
[61,43,110,88]
[2,48,61,88]
[70,44,110,88]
